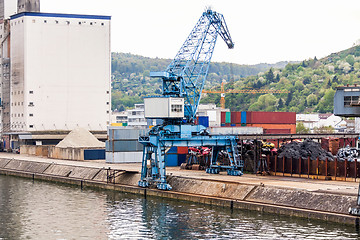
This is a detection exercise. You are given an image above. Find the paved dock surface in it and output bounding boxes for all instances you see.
[3,152,358,196]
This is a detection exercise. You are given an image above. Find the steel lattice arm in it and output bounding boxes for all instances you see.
[151,9,234,123]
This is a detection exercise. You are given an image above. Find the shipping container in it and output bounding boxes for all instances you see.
[106,151,143,163]
[264,129,291,134]
[166,154,178,167]
[241,123,246,126]
[208,126,263,135]
[221,123,226,127]
[241,111,247,124]
[178,154,187,165]
[177,146,188,154]
[221,112,226,123]
[248,123,296,134]
[225,123,231,127]
[246,111,296,124]
[106,140,143,152]
[111,123,123,127]
[225,112,231,123]
[108,127,148,140]
[231,112,242,124]
[230,124,236,126]
[198,116,209,128]
[84,149,105,160]
[167,146,177,154]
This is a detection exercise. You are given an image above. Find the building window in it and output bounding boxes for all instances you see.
[29,102,34,106]
[29,90,33,94]
[90,22,93,25]
[106,111,109,114]
[171,104,183,113]
[66,21,70,25]
[106,102,109,105]
[29,125,34,128]
[106,91,109,94]
[44,20,47,23]
[344,96,359,107]
[55,20,59,24]
[29,114,33,117]
[79,22,81,25]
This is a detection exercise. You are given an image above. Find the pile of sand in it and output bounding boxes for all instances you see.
[56,128,105,149]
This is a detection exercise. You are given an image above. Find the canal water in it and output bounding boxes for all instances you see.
[0,175,359,240]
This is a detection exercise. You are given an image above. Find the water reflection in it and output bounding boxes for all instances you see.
[0,175,359,240]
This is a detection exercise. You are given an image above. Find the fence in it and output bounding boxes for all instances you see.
[266,155,360,181]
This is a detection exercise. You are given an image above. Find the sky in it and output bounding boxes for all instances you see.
[40,0,360,65]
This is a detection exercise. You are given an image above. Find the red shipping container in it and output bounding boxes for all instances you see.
[246,111,296,124]
[264,128,291,134]
[246,111,252,124]
[225,123,231,127]
[249,123,296,134]
[177,147,188,154]
[231,112,242,124]
[221,112,226,123]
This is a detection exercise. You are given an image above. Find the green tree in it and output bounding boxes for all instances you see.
[346,55,355,66]
[316,89,335,113]
[278,98,284,109]
[296,122,310,133]
[265,68,274,83]
[275,73,280,83]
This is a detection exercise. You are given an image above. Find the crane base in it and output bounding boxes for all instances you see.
[157,183,172,191]
[206,168,220,174]
[138,180,149,188]
[227,169,243,176]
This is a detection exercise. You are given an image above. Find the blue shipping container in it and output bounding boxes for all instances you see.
[84,149,105,160]
[167,147,177,154]
[241,111,247,124]
[166,154,178,167]
[178,154,187,165]
[198,116,209,128]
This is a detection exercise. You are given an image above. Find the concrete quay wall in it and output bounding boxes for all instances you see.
[0,158,358,226]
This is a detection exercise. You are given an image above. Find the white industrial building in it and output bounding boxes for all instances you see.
[5,12,111,132]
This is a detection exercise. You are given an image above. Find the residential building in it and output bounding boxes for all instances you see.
[127,104,147,128]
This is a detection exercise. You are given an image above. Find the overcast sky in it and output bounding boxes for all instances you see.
[40,0,360,65]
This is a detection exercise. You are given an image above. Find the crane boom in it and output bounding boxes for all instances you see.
[153,9,234,123]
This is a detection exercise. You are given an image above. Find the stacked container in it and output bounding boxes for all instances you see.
[246,111,296,134]
[166,146,189,167]
[195,116,209,128]
[106,127,147,163]
[220,111,231,127]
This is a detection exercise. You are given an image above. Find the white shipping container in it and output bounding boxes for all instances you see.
[106,151,143,163]
[209,127,263,135]
[144,97,184,119]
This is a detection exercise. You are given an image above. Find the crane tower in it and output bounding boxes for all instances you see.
[139,9,243,190]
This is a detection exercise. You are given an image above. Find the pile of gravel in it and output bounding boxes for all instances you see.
[278,139,334,161]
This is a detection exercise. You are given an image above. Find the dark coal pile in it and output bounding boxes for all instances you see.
[278,139,334,161]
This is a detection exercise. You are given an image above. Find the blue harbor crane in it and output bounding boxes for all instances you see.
[138,9,243,190]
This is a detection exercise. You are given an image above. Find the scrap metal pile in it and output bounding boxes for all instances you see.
[336,146,359,162]
[278,139,334,161]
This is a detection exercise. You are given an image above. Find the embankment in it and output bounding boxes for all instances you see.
[0,157,358,226]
